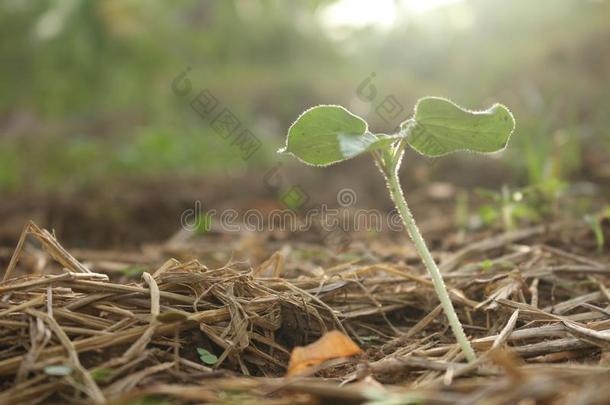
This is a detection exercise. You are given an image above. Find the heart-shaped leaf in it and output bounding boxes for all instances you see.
[279,105,395,166]
[407,97,515,157]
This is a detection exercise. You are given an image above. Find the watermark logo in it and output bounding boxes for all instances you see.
[280,185,310,210]
[180,201,215,234]
[337,188,357,207]
[172,68,416,252]
[179,189,404,234]
[172,67,262,161]
[356,72,440,168]
[356,72,404,132]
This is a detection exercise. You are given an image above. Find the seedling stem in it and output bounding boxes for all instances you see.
[374,143,477,362]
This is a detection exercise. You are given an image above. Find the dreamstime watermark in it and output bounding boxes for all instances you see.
[357,72,405,130]
[181,188,403,234]
[355,72,440,168]
[171,67,396,250]
[259,160,352,249]
[172,66,262,160]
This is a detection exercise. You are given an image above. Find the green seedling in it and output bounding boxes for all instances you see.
[477,185,538,230]
[90,367,114,382]
[197,347,218,365]
[280,97,515,362]
[476,178,565,231]
[584,206,610,253]
[119,265,147,278]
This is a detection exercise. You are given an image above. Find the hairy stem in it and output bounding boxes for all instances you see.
[382,164,477,362]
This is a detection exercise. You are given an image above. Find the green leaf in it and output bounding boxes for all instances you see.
[279,105,394,166]
[196,347,218,365]
[584,214,604,253]
[44,365,73,376]
[194,212,213,235]
[407,97,515,157]
[479,259,494,271]
[90,367,114,381]
[120,265,147,277]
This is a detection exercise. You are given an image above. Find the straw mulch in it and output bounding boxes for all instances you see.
[1,220,609,404]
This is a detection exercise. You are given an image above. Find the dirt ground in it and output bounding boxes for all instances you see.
[1,169,610,404]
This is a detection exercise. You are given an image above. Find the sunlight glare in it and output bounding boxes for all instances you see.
[321,0,464,30]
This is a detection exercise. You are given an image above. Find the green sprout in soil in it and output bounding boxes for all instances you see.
[280,97,515,362]
[197,347,219,365]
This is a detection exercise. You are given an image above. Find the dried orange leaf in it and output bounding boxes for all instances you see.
[286,330,362,376]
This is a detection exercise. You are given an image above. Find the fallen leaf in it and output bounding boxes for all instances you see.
[286,330,362,376]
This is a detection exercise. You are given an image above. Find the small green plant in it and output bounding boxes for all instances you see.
[475,178,566,231]
[119,265,148,278]
[90,367,114,382]
[197,347,218,365]
[280,97,515,362]
[584,206,610,253]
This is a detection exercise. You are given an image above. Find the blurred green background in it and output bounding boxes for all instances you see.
[1,0,610,193]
